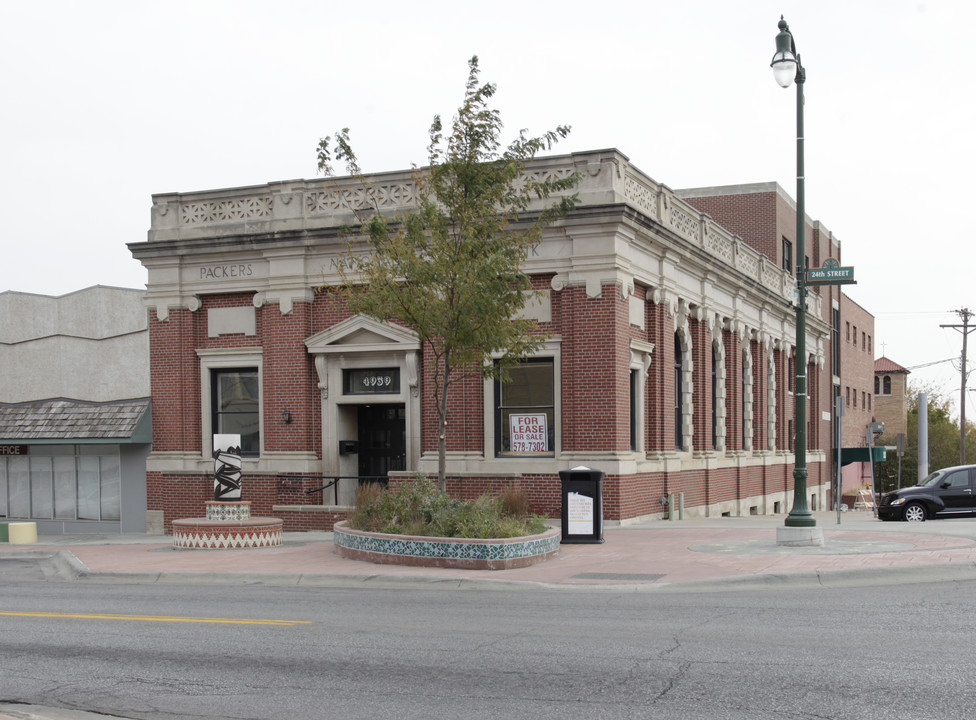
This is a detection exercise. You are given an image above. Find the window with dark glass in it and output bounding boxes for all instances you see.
[630,369,639,452]
[712,344,719,450]
[495,360,554,456]
[343,368,400,395]
[212,369,260,456]
[883,375,891,395]
[832,308,841,378]
[782,237,793,274]
[743,350,749,449]
[674,334,683,451]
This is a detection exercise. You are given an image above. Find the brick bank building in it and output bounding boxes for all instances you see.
[129,149,849,533]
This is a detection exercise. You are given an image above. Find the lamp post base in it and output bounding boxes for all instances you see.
[776,525,825,547]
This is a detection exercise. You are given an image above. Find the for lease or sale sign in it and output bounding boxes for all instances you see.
[509,413,548,453]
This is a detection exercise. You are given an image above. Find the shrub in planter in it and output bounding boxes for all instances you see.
[347,475,547,538]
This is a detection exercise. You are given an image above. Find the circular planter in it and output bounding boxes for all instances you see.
[172,517,283,549]
[332,521,560,570]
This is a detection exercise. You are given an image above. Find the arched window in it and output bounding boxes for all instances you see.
[674,333,683,451]
[874,376,880,395]
[883,375,891,395]
[743,348,750,450]
[712,342,719,450]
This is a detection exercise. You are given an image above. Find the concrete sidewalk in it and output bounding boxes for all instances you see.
[6,511,976,591]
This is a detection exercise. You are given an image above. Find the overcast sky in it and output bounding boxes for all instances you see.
[2,0,974,415]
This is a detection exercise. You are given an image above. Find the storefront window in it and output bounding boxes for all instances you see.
[30,457,53,519]
[0,446,121,522]
[7,457,29,518]
[495,359,555,456]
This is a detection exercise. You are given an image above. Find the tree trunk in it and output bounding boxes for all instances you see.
[436,359,451,493]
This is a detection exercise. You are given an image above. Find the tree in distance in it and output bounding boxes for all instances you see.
[317,56,580,490]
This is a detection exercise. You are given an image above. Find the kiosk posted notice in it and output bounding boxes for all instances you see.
[567,492,594,535]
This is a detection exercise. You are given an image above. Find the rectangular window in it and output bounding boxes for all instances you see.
[832,308,841,378]
[496,360,554,456]
[343,368,401,395]
[212,369,260,456]
[782,237,793,274]
[0,446,122,522]
[30,457,53,519]
[7,457,29,517]
[76,455,101,520]
[846,322,850,342]
[54,456,76,519]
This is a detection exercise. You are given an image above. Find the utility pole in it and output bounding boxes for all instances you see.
[941,308,974,464]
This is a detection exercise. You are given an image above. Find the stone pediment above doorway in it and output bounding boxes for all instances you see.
[304,315,420,356]
[305,316,421,397]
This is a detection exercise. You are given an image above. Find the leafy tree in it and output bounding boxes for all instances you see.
[317,56,580,491]
[876,382,973,490]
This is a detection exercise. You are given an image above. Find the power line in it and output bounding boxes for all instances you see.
[906,357,957,371]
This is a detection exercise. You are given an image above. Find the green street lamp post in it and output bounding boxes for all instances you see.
[771,16,816,529]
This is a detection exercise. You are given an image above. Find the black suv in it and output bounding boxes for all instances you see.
[878,465,976,522]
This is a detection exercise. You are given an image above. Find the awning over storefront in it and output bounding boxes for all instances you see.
[0,398,152,445]
[839,446,886,466]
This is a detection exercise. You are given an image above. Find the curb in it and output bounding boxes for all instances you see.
[11,549,976,592]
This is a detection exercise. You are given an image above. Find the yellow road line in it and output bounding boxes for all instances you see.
[0,610,311,626]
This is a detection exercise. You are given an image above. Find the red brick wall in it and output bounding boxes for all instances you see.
[149,307,202,453]
[841,294,876,446]
[683,192,779,262]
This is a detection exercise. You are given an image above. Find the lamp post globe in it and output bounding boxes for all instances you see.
[771,17,798,88]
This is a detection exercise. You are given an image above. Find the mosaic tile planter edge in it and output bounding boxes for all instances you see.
[332,521,561,570]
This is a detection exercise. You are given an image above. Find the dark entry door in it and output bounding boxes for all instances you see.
[358,404,406,479]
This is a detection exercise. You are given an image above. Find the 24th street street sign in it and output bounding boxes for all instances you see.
[806,257,856,285]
